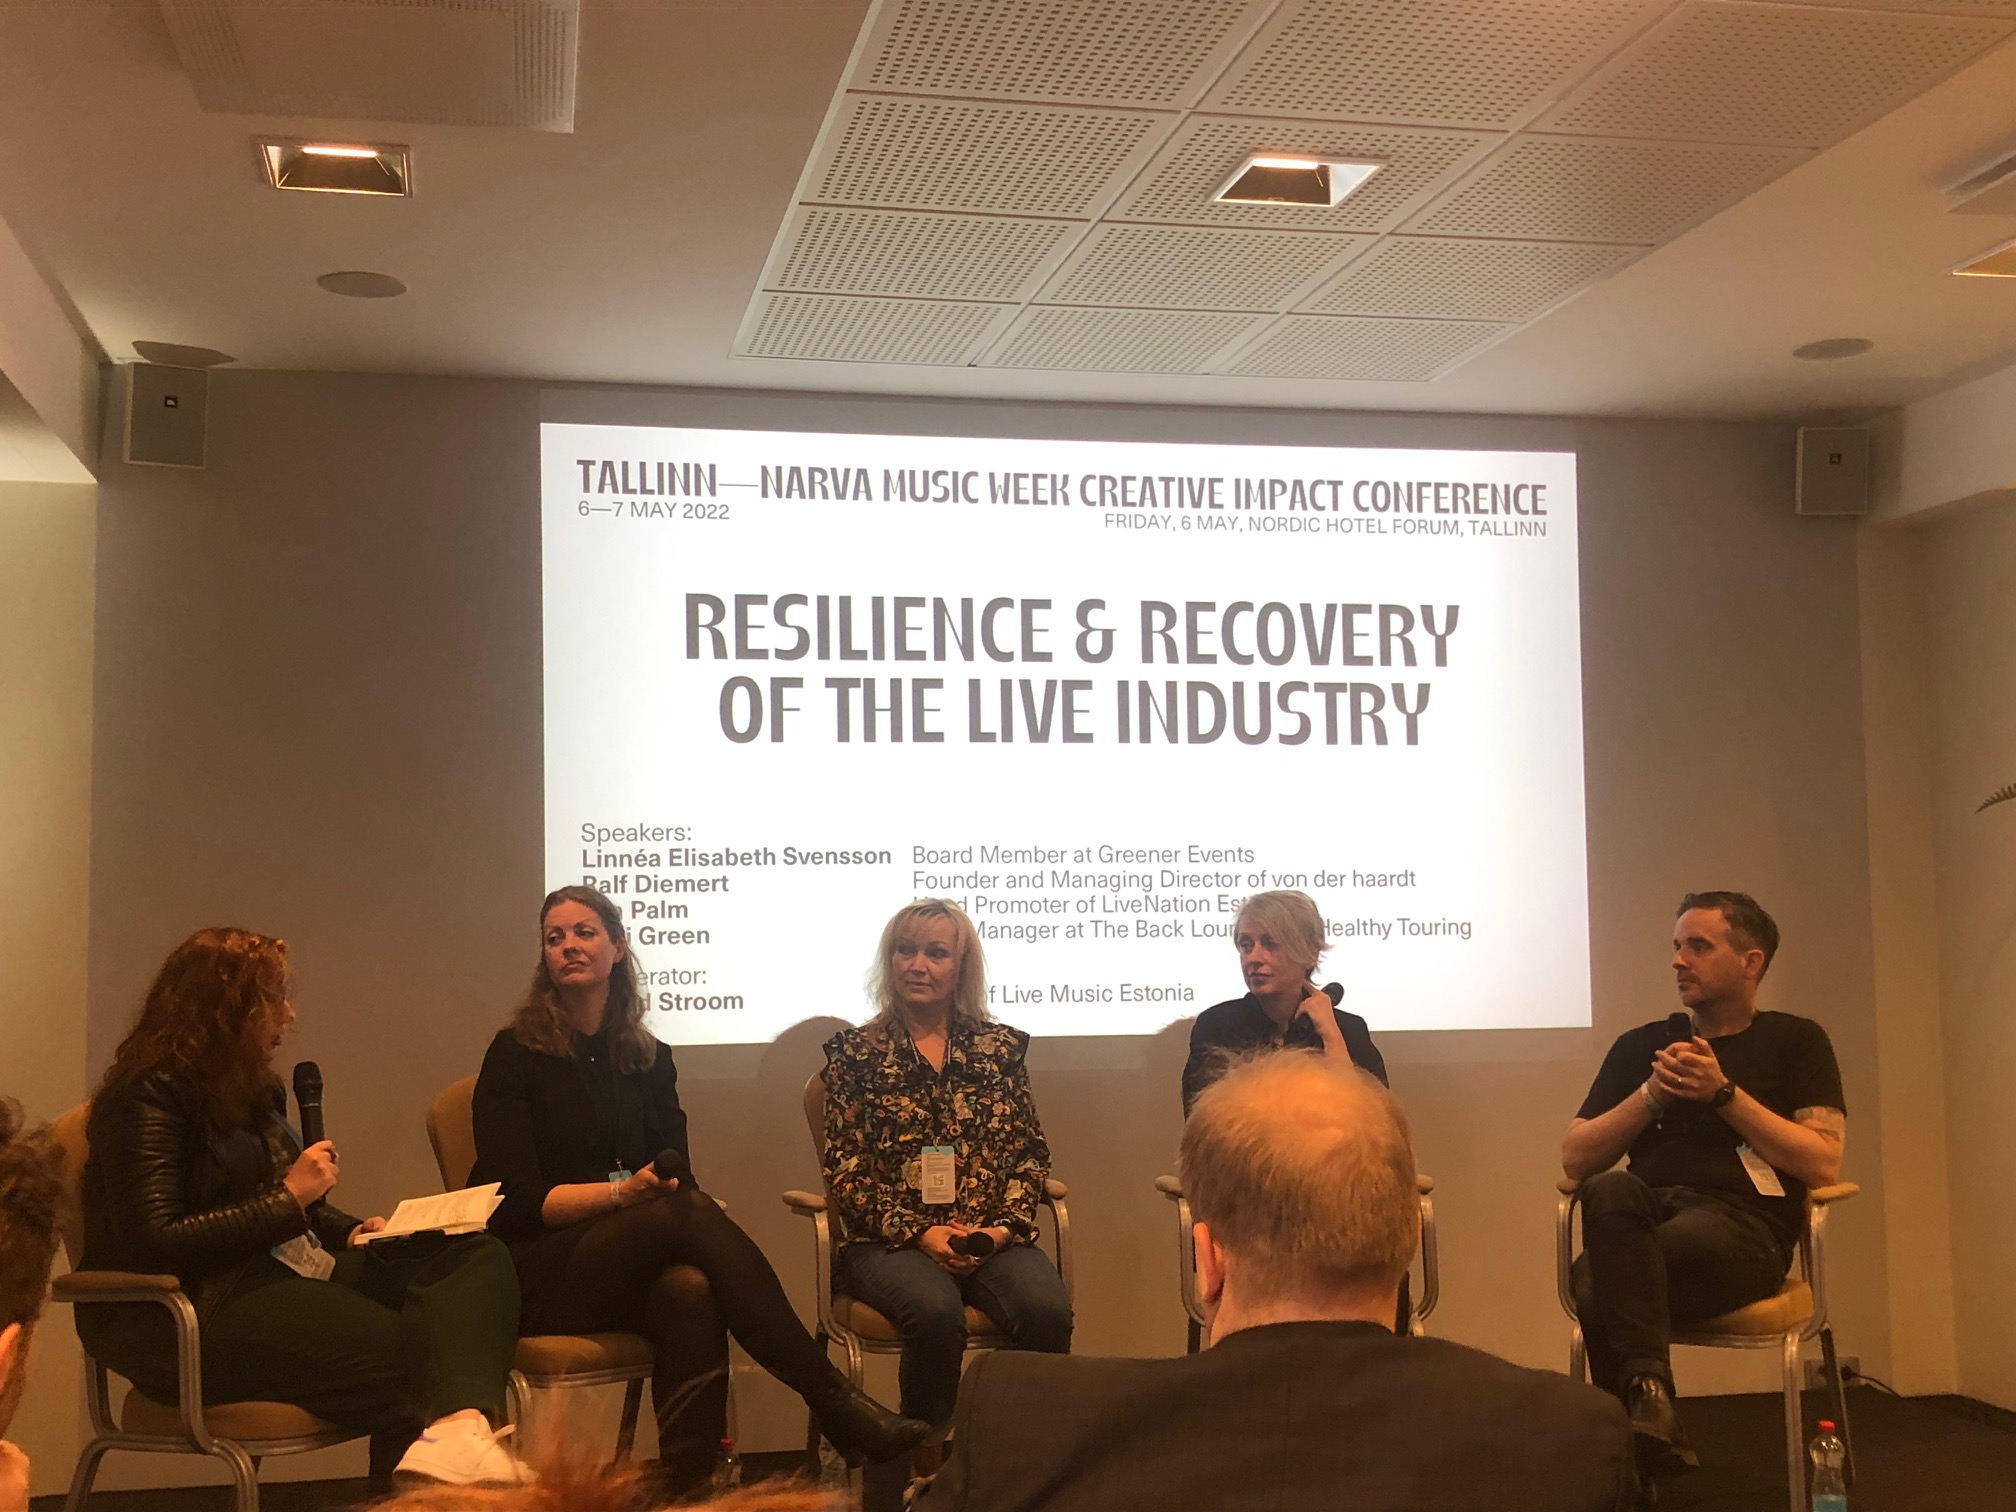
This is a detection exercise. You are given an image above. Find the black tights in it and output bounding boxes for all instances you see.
[517,1187,838,1493]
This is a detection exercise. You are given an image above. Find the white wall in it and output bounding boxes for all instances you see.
[73,371,1894,1480]
[0,479,94,1496]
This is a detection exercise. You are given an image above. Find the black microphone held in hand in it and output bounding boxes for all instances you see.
[292,1061,325,1147]
[651,1148,692,1185]
[948,1231,996,1259]
[1665,1011,1695,1045]
[1323,982,1345,1006]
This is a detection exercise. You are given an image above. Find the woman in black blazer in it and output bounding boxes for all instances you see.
[470,885,926,1494]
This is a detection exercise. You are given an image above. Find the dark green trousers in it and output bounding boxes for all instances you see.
[202,1231,519,1436]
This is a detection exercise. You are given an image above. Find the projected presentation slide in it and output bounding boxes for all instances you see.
[542,423,1589,1044]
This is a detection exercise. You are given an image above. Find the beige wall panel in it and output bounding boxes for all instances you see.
[0,480,94,1496]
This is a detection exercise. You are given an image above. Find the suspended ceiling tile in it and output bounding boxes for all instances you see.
[1205,0,1668,129]
[1038,224,1370,311]
[768,208,1080,301]
[1222,313,1508,379]
[1407,133,1806,243]
[737,293,1012,365]
[1540,0,2011,148]
[806,94,1174,217]
[858,0,1271,109]
[1110,115,1501,232]
[1301,236,1643,320]
[985,307,1264,372]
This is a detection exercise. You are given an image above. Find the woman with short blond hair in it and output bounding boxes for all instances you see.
[1181,890,1388,1116]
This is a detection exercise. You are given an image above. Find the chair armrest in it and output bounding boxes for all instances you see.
[1153,1174,1183,1199]
[1809,1183,1859,1205]
[781,1189,827,1215]
[1557,1178,1582,1196]
[1042,1178,1068,1201]
[1415,1174,1435,1195]
[52,1270,184,1303]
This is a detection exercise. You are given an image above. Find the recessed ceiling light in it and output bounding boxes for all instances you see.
[1791,338,1873,360]
[1951,235,2016,278]
[258,138,411,196]
[317,271,407,299]
[1214,154,1380,208]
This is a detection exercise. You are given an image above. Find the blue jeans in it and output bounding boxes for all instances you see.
[839,1241,1072,1426]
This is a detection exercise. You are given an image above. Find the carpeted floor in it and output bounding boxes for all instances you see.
[30,1390,2016,1509]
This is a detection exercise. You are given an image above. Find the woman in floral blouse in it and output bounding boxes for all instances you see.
[820,898,1072,1428]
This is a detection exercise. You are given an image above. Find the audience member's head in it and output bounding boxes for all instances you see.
[1180,1052,1416,1335]
[0,1100,61,1438]
[371,1459,839,1511]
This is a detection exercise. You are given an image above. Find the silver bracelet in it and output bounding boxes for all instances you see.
[609,1175,623,1208]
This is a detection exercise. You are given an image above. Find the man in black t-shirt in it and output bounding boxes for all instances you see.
[1562,891,1846,1484]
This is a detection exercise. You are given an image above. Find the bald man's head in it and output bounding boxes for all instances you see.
[1180,1052,1417,1312]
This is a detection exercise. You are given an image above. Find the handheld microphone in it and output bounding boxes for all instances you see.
[948,1231,997,1259]
[1665,1011,1695,1045]
[1322,982,1345,1006]
[292,1061,325,1148]
[651,1148,691,1184]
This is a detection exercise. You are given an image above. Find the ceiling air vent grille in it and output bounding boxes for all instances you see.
[159,0,579,132]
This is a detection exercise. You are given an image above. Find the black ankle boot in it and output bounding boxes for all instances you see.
[1623,1374,1699,1481]
[807,1377,931,1466]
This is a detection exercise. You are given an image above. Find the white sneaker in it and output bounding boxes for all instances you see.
[395,1417,536,1486]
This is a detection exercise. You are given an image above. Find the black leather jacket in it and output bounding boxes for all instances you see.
[76,1069,360,1398]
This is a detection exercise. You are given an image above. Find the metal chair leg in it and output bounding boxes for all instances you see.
[1818,1326,1854,1487]
[613,1378,643,1462]
[1186,1317,1201,1355]
[1569,1325,1587,1385]
[1781,1332,1805,1512]
[218,1440,261,1512]
[62,1438,110,1512]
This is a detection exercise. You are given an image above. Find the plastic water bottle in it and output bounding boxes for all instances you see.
[710,1437,742,1494]
[1808,1419,1847,1512]
[816,1433,851,1491]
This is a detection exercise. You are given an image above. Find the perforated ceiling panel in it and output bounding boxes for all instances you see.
[1112,117,1498,231]
[1208,0,1665,129]
[862,0,1267,107]
[1303,236,1641,320]
[773,209,1076,301]
[1409,134,1804,242]
[809,95,1171,216]
[739,294,1008,365]
[1543,1,2010,147]
[988,308,1263,371]
[745,0,2010,380]
[1225,315,1506,380]
[1040,226,1368,310]
[159,0,578,130]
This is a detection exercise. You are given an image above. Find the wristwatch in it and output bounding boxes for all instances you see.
[1710,1082,1737,1109]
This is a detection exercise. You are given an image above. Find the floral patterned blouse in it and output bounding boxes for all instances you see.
[820,1019,1050,1249]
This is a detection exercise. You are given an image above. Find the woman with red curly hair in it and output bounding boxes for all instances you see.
[79,928,528,1489]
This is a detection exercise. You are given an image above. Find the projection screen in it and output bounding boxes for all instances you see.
[542,423,1589,1044]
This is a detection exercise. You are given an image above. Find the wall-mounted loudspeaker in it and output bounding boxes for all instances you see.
[123,362,208,469]
[1794,427,1868,516]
